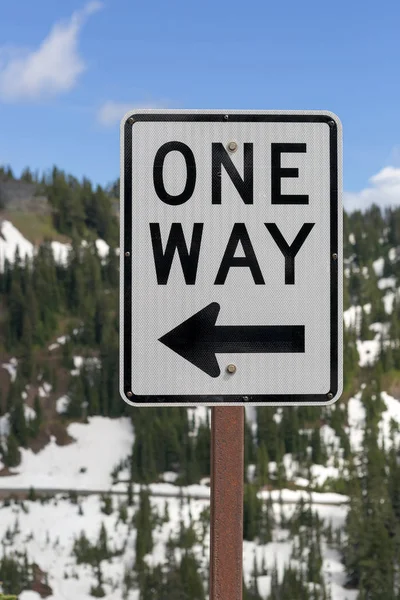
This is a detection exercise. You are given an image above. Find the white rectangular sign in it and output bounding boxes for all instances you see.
[120,110,342,406]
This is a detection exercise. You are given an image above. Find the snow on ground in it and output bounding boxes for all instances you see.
[38,382,52,397]
[372,257,384,277]
[95,239,110,258]
[347,391,400,454]
[49,335,69,351]
[354,316,391,368]
[0,412,10,437]
[343,306,361,331]
[357,339,380,366]
[383,290,398,314]
[0,220,34,270]
[294,477,310,487]
[24,404,36,421]
[311,464,341,487]
[71,356,100,376]
[259,489,348,506]
[0,220,111,271]
[50,241,71,266]
[389,247,398,262]
[56,396,70,415]
[2,357,18,382]
[343,304,371,332]
[187,406,210,436]
[111,481,211,499]
[378,276,396,290]
[19,593,42,600]
[369,322,390,336]
[379,392,400,448]
[321,423,341,451]
[162,471,179,483]
[245,404,257,426]
[0,417,134,490]
[0,485,353,600]
[269,424,343,489]
[323,547,358,600]
[347,392,365,453]
[245,500,352,599]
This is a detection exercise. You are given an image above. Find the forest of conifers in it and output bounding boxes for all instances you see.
[1,164,400,599]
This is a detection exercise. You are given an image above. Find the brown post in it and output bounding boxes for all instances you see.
[209,406,244,600]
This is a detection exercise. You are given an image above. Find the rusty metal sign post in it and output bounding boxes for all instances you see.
[209,407,244,600]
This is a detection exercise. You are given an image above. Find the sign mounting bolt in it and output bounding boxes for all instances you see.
[127,391,133,398]
[332,253,338,260]
[327,392,333,400]
[224,114,229,120]
[125,251,130,257]
[128,117,134,124]
[226,364,237,374]
[228,141,238,152]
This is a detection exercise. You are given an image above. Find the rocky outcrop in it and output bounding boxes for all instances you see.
[0,179,50,214]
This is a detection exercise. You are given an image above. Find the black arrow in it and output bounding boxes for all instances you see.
[159,302,305,378]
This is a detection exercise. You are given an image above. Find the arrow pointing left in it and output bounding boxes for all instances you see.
[159,303,305,377]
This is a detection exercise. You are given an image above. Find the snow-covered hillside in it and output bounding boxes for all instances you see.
[2,391,399,599]
[0,417,133,490]
[0,484,354,600]
[0,220,110,270]
[0,214,400,599]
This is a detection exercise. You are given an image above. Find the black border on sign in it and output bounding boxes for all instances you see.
[122,113,339,405]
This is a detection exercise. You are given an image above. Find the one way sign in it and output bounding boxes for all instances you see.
[120,110,342,406]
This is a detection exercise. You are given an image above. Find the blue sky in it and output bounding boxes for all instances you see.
[1,0,400,210]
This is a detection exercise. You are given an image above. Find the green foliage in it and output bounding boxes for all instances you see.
[135,488,153,567]
[343,385,400,598]
[100,494,113,515]
[243,484,262,541]
[0,551,34,596]
[2,434,21,468]
[4,171,400,599]
[73,522,123,569]
[37,167,118,245]
[130,408,198,483]
[134,550,205,600]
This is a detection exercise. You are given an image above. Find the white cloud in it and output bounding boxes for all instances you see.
[97,101,161,127]
[0,1,102,102]
[344,166,400,212]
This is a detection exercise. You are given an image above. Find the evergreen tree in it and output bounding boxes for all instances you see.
[243,484,262,541]
[9,401,28,447]
[179,552,205,600]
[135,488,153,567]
[3,434,20,468]
[255,442,269,487]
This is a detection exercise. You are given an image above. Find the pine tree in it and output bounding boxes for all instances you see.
[135,488,153,567]
[255,442,269,487]
[195,422,210,478]
[3,434,20,468]
[310,428,325,465]
[179,552,205,600]
[9,400,28,447]
[243,484,262,541]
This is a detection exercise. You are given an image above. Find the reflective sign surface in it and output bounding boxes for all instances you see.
[120,110,342,406]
